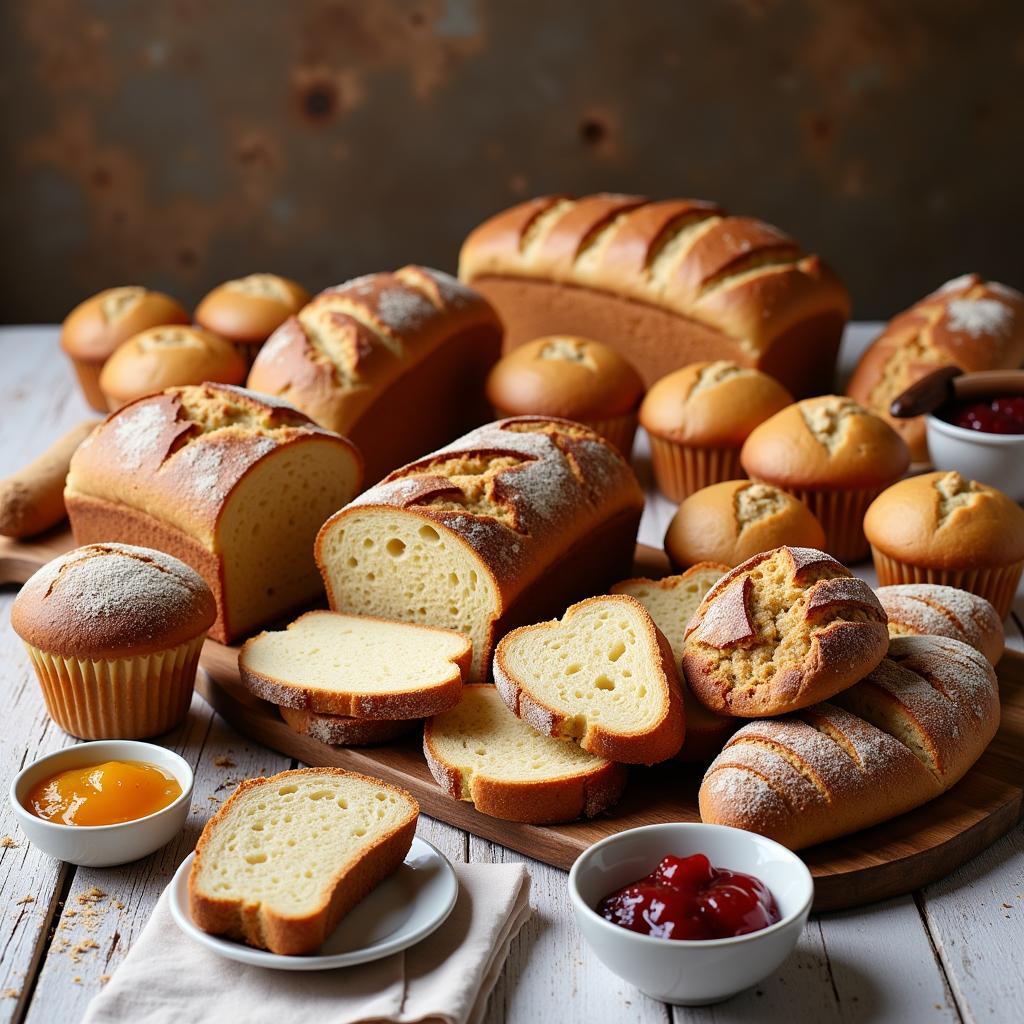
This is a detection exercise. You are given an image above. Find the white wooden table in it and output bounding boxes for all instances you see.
[1,325,1023,1024]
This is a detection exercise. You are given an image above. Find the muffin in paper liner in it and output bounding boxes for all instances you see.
[649,438,744,503]
[24,634,205,740]
[871,550,1022,621]
[779,485,885,566]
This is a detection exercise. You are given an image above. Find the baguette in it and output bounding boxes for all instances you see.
[699,635,999,849]
[459,193,850,396]
[188,768,418,955]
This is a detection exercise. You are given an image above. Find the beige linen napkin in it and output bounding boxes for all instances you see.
[84,862,530,1024]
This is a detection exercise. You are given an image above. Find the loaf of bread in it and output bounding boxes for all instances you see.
[699,635,1000,850]
[847,274,1024,461]
[681,546,889,717]
[278,706,418,746]
[424,684,628,823]
[876,583,1004,665]
[316,417,644,681]
[239,610,469,718]
[458,193,850,396]
[189,768,418,954]
[247,266,502,484]
[493,595,685,764]
[65,383,362,643]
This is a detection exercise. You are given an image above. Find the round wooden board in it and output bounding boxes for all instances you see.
[3,530,1023,911]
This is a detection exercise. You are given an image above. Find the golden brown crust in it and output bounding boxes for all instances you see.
[11,543,215,659]
[194,274,310,345]
[277,706,420,746]
[864,471,1024,570]
[188,768,418,955]
[99,326,247,409]
[847,275,1024,461]
[664,480,826,569]
[459,193,850,395]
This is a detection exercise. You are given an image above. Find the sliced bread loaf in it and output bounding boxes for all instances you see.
[493,594,685,764]
[424,684,628,823]
[278,706,420,746]
[239,611,470,719]
[611,563,736,761]
[188,768,418,955]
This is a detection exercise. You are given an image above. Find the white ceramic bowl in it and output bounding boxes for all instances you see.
[568,822,813,1006]
[925,414,1024,501]
[9,740,194,867]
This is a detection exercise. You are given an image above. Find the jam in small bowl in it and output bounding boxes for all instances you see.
[568,822,813,1006]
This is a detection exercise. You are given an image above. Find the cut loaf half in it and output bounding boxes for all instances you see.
[188,768,418,955]
[239,611,470,719]
[494,594,685,764]
[611,563,736,761]
[424,684,628,823]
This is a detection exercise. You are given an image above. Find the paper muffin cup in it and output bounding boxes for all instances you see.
[22,634,205,740]
[68,358,109,413]
[648,438,744,502]
[768,485,884,566]
[871,550,1023,620]
[583,411,639,459]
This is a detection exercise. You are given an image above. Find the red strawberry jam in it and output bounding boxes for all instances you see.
[597,853,780,940]
[945,396,1024,435]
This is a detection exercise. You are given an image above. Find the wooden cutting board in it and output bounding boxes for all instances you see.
[3,527,1023,911]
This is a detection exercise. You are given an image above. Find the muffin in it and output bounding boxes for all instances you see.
[864,471,1024,618]
[61,287,190,411]
[485,336,643,456]
[664,480,826,569]
[741,395,910,563]
[639,362,792,501]
[99,325,248,411]
[11,544,216,739]
[194,273,310,366]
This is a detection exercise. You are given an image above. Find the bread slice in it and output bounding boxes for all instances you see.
[424,684,628,823]
[239,610,470,719]
[493,594,685,764]
[611,563,736,762]
[188,768,418,955]
[278,705,419,746]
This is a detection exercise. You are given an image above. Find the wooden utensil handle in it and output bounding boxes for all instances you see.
[889,366,962,419]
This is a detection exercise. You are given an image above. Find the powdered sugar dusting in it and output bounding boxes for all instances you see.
[112,402,167,470]
[933,273,977,296]
[987,280,1024,302]
[876,584,1000,653]
[174,443,227,502]
[375,287,436,333]
[945,297,1014,338]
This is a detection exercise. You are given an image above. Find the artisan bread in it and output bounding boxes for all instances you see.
[247,266,502,483]
[239,610,469,718]
[847,274,1024,461]
[316,417,644,681]
[423,684,628,823]
[610,565,736,762]
[189,768,418,955]
[458,193,850,396]
[876,584,1004,665]
[493,594,684,764]
[278,706,418,746]
[65,383,362,643]
[681,546,889,718]
[699,636,1000,850]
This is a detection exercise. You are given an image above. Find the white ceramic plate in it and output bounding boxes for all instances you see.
[168,836,458,970]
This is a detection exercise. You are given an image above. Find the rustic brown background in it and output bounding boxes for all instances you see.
[1,0,1022,323]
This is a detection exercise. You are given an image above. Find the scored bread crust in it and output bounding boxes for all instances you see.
[699,635,999,850]
[278,706,420,746]
[238,611,470,719]
[493,594,685,765]
[681,546,889,718]
[188,767,419,955]
[458,193,850,396]
[423,685,628,824]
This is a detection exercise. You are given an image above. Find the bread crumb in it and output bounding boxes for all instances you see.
[15,895,34,905]
[72,976,82,985]
[112,899,124,910]
[99,975,111,985]
[1,989,18,999]
[1,836,17,849]
[214,755,235,768]
[78,887,107,904]
[69,938,99,963]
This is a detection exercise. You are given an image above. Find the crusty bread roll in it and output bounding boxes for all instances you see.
[664,480,825,569]
[459,193,850,396]
[847,274,1024,462]
[681,546,889,718]
[316,417,644,681]
[247,266,502,484]
[699,635,1000,850]
[876,583,1004,665]
[65,384,362,643]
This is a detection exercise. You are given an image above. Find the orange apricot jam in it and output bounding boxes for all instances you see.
[26,761,182,826]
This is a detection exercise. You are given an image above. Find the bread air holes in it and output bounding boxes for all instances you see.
[245,852,267,865]
[565,663,582,676]
[419,524,440,543]
[594,674,615,691]
[278,785,297,795]
[607,641,625,662]
[308,790,333,801]
[386,538,406,557]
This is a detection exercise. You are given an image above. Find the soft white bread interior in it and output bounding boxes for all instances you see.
[493,594,685,764]
[611,563,736,761]
[424,684,628,823]
[188,768,418,955]
[239,611,469,719]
